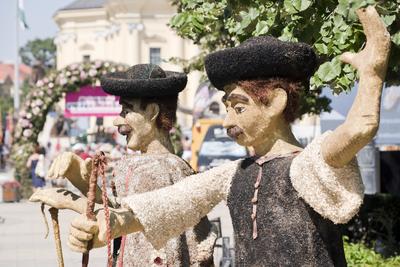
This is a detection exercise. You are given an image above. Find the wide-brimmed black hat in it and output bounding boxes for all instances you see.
[205,36,319,90]
[101,64,187,97]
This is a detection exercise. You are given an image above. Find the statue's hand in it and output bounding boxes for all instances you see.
[68,208,143,253]
[29,188,86,214]
[47,152,98,200]
[46,152,115,207]
[47,152,92,183]
[340,6,390,77]
[67,211,107,253]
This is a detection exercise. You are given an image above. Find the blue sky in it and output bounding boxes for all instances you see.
[0,0,72,63]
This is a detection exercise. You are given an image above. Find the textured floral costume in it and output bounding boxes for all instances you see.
[121,132,363,266]
[114,153,216,266]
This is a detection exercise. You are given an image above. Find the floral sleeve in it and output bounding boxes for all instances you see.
[290,131,364,224]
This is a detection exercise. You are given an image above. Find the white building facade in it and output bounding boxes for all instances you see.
[54,0,201,128]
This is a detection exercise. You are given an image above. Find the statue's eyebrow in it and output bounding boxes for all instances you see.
[226,94,249,104]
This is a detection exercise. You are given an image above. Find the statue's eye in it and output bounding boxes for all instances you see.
[234,106,245,114]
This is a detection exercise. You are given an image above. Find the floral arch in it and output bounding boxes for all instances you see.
[11,61,127,197]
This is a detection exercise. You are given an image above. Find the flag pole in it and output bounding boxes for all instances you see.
[14,0,20,111]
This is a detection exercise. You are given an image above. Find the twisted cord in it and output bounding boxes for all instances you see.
[82,151,103,267]
[41,203,49,239]
[98,153,113,267]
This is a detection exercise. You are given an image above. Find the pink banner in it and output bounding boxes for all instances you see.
[65,86,120,118]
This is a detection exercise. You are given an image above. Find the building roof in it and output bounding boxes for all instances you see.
[60,0,106,11]
[0,63,32,84]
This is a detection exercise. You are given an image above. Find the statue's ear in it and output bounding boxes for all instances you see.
[145,103,160,122]
[268,88,287,116]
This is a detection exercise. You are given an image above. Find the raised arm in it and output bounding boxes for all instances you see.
[322,6,391,168]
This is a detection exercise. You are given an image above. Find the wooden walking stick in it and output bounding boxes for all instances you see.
[49,207,64,267]
[40,203,64,267]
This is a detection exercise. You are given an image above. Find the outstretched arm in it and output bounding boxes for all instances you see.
[67,160,241,252]
[322,6,391,168]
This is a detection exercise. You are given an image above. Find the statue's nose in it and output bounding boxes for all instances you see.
[113,116,125,127]
[223,111,235,129]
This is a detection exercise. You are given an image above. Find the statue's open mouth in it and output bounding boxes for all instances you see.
[118,125,133,136]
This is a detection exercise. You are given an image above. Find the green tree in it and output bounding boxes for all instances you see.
[19,38,56,69]
[169,0,400,116]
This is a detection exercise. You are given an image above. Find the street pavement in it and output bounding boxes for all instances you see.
[0,199,233,267]
[0,201,107,267]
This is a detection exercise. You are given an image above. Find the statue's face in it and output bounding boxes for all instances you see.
[222,84,286,148]
[113,98,157,151]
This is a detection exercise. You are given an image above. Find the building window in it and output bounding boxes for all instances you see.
[149,48,161,65]
[83,55,91,63]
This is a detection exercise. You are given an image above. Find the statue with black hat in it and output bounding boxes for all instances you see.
[30,64,216,266]
[32,6,390,267]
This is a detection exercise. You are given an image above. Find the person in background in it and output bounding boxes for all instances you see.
[0,144,5,170]
[27,144,46,192]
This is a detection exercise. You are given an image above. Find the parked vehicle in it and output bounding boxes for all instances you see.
[191,119,247,172]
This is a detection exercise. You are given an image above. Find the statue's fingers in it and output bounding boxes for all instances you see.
[51,152,73,177]
[47,158,57,179]
[67,238,88,253]
[28,190,44,202]
[28,189,56,204]
[70,227,93,241]
[356,7,375,39]
[356,7,389,44]
[47,169,59,179]
[71,216,98,233]
[52,157,65,178]
[58,157,73,177]
[69,234,88,247]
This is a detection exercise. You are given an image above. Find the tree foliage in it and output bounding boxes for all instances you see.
[19,38,56,69]
[170,0,400,115]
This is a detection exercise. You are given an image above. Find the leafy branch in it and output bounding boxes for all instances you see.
[169,0,400,116]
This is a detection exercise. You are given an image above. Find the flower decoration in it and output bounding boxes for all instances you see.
[12,60,128,196]
[14,60,127,144]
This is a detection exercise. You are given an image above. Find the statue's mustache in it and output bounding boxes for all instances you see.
[227,126,244,139]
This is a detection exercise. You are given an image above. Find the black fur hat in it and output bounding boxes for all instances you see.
[205,36,319,90]
[101,64,187,97]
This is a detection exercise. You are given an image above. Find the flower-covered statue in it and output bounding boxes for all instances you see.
[31,6,390,267]
[31,64,216,266]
